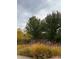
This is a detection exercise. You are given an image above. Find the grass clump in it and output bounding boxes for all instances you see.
[18,46,32,57]
[51,46,61,56]
[31,43,53,58]
[17,43,61,59]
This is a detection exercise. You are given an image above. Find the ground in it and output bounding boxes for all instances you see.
[17,55,61,59]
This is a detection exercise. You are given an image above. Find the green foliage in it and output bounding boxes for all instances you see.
[45,11,61,41]
[26,16,41,39]
[17,28,24,40]
[17,28,32,44]
[55,28,61,43]
[24,32,32,43]
[25,11,61,42]
[24,32,32,40]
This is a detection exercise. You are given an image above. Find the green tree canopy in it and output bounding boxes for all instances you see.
[26,16,41,39]
[25,11,61,42]
[45,11,61,41]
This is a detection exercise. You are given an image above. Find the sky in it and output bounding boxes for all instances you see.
[17,0,61,29]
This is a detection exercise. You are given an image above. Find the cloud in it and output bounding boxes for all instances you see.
[17,0,61,29]
[17,0,49,13]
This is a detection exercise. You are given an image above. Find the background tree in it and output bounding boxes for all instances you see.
[17,28,24,40]
[26,16,41,39]
[40,19,47,39]
[55,11,61,43]
[25,11,61,43]
[55,28,61,43]
[17,28,24,44]
[23,31,32,43]
[45,11,61,42]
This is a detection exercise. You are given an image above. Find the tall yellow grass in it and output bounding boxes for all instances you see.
[17,43,61,58]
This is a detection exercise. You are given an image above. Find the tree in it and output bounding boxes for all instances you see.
[24,32,32,40]
[25,11,61,43]
[17,28,24,40]
[26,16,41,39]
[40,20,47,39]
[17,28,24,44]
[55,28,61,43]
[45,11,61,41]
[55,11,61,43]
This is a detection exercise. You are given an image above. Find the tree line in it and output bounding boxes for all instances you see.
[17,11,61,43]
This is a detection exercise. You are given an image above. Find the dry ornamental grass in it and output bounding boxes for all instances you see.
[17,43,61,59]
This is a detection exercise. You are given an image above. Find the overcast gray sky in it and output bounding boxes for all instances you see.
[17,0,61,29]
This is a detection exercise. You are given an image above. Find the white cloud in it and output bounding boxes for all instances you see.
[35,9,51,20]
[17,0,61,29]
